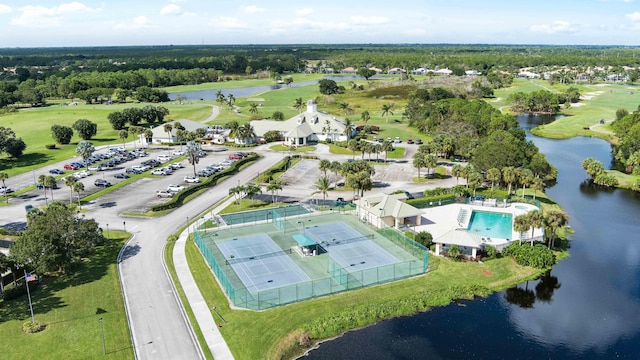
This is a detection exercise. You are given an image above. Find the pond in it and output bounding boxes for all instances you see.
[304,114,640,359]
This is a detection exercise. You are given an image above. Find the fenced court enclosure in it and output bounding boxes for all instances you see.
[194,210,428,310]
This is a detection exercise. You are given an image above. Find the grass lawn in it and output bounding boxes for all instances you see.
[0,102,215,177]
[269,144,316,152]
[0,231,132,359]
[181,237,553,360]
[608,169,640,188]
[218,198,288,214]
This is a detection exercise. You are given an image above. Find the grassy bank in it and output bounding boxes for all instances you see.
[181,237,556,359]
[0,231,133,359]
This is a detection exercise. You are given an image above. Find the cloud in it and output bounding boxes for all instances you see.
[244,5,265,14]
[350,16,388,25]
[626,11,640,21]
[295,8,313,17]
[209,16,248,30]
[530,21,578,34]
[0,4,11,14]
[161,4,181,15]
[115,16,154,30]
[404,28,427,36]
[11,2,97,27]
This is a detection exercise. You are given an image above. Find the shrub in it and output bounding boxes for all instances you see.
[448,245,461,258]
[502,242,555,268]
[414,232,433,247]
[272,111,284,121]
[45,144,57,150]
[23,321,46,333]
[1,281,38,301]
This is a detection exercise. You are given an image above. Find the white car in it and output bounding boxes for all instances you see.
[0,186,13,194]
[151,169,167,176]
[167,184,185,192]
[157,155,173,162]
[172,150,185,156]
[169,162,184,170]
[184,176,200,183]
[88,164,103,171]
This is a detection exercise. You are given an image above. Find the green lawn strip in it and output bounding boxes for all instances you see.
[386,146,406,158]
[608,169,640,188]
[217,199,289,214]
[163,239,214,360]
[269,144,316,152]
[0,231,133,359]
[183,237,552,360]
[327,144,358,155]
[0,102,214,177]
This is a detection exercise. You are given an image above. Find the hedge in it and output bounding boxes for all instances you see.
[407,195,457,208]
[150,153,260,212]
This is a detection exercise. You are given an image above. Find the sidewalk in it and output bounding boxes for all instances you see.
[172,196,238,360]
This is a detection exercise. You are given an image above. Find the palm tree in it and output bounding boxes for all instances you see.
[215,90,225,104]
[38,174,48,205]
[293,97,303,113]
[513,214,531,245]
[76,141,95,171]
[313,176,331,205]
[527,210,544,246]
[319,159,331,177]
[129,126,143,149]
[360,110,370,125]
[486,168,501,191]
[451,164,463,185]
[144,129,153,145]
[347,139,360,160]
[543,209,569,249]
[581,157,604,179]
[119,129,129,149]
[413,152,426,179]
[226,120,240,142]
[520,169,534,196]
[266,181,283,203]
[64,175,77,205]
[229,185,246,207]
[249,103,259,115]
[381,103,394,123]
[381,140,393,163]
[531,177,544,200]
[330,161,341,185]
[238,123,256,144]
[185,141,201,176]
[468,171,483,198]
[245,184,262,206]
[73,181,84,209]
[343,118,355,139]
[0,172,8,204]
[163,123,173,142]
[338,102,352,115]
[44,175,56,201]
[502,166,516,195]
[227,93,236,109]
[176,129,189,151]
[425,154,437,177]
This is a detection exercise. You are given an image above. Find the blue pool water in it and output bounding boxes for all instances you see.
[466,211,512,239]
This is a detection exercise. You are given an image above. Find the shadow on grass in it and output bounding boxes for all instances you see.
[0,236,125,325]
[0,152,53,171]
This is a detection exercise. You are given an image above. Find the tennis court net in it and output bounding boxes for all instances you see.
[225,248,292,265]
[319,234,374,247]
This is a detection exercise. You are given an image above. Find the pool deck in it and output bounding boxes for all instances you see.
[414,202,542,249]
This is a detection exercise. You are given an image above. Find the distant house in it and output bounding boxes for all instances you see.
[465,70,482,76]
[433,68,453,76]
[250,99,355,146]
[369,67,383,74]
[411,67,427,75]
[387,67,406,74]
[517,71,540,79]
[145,119,207,145]
[322,67,335,74]
[341,67,357,74]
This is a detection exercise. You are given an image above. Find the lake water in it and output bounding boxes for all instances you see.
[168,76,382,100]
[304,114,640,359]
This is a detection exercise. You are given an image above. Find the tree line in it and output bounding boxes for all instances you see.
[508,87,581,114]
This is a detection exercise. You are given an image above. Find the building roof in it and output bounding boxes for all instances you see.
[356,192,423,219]
[250,100,347,138]
[434,228,485,248]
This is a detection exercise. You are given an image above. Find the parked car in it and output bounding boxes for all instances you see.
[377,138,383,143]
[156,190,174,198]
[49,168,65,175]
[415,139,423,145]
[407,139,414,144]
[125,167,142,174]
[113,173,130,179]
[394,137,401,143]
[94,179,112,187]
[184,176,201,183]
[229,154,243,160]
[167,184,185,192]
[36,182,58,190]
[151,169,168,176]
[88,165,103,172]
[172,150,185,156]
[234,151,246,158]
[196,170,211,177]
[0,186,14,194]
[169,163,184,170]
[64,164,79,170]
[157,155,173,162]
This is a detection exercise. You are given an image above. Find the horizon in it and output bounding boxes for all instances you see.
[2,1,640,47]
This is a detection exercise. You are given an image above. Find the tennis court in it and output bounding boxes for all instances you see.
[216,234,310,292]
[304,223,399,272]
[220,205,309,225]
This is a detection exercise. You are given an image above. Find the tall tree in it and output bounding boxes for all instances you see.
[163,123,173,142]
[76,141,95,171]
[37,174,48,205]
[266,180,283,203]
[513,214,531,245]
[51,125,74,144]
[520,168,534,196]
[314,176,331,204]
[119,129,129,149]
[72,119,98,140]
[543,209,569,249]
[502,166,517,195]
[381,140,394,163]
[249,103,259,115]
[64,175,77,205]
[531,176,545,200]
[319,159,331,177]
[360,110,371,125]
[73,181,84,209]
[185,141,201,177]
[245,184,262,205]
[293,97,303,113]
[486,168,501,191]
[381,103,394,123]
[527,210,544,246]
[451,164,463,185]
[343,118,354,138]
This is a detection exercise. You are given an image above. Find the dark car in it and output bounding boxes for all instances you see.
[49,168,65,175]
[415,139,423,145]
[407,139,414,144]
[94,179,112,187]
[36,182,58,190]
[113,173,130,179]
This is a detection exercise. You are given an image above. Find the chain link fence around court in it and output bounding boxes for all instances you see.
[193,212,428,310]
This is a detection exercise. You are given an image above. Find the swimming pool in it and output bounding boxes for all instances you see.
[466,211,512,240]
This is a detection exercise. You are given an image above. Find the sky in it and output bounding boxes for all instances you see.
[2,0,640,47]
